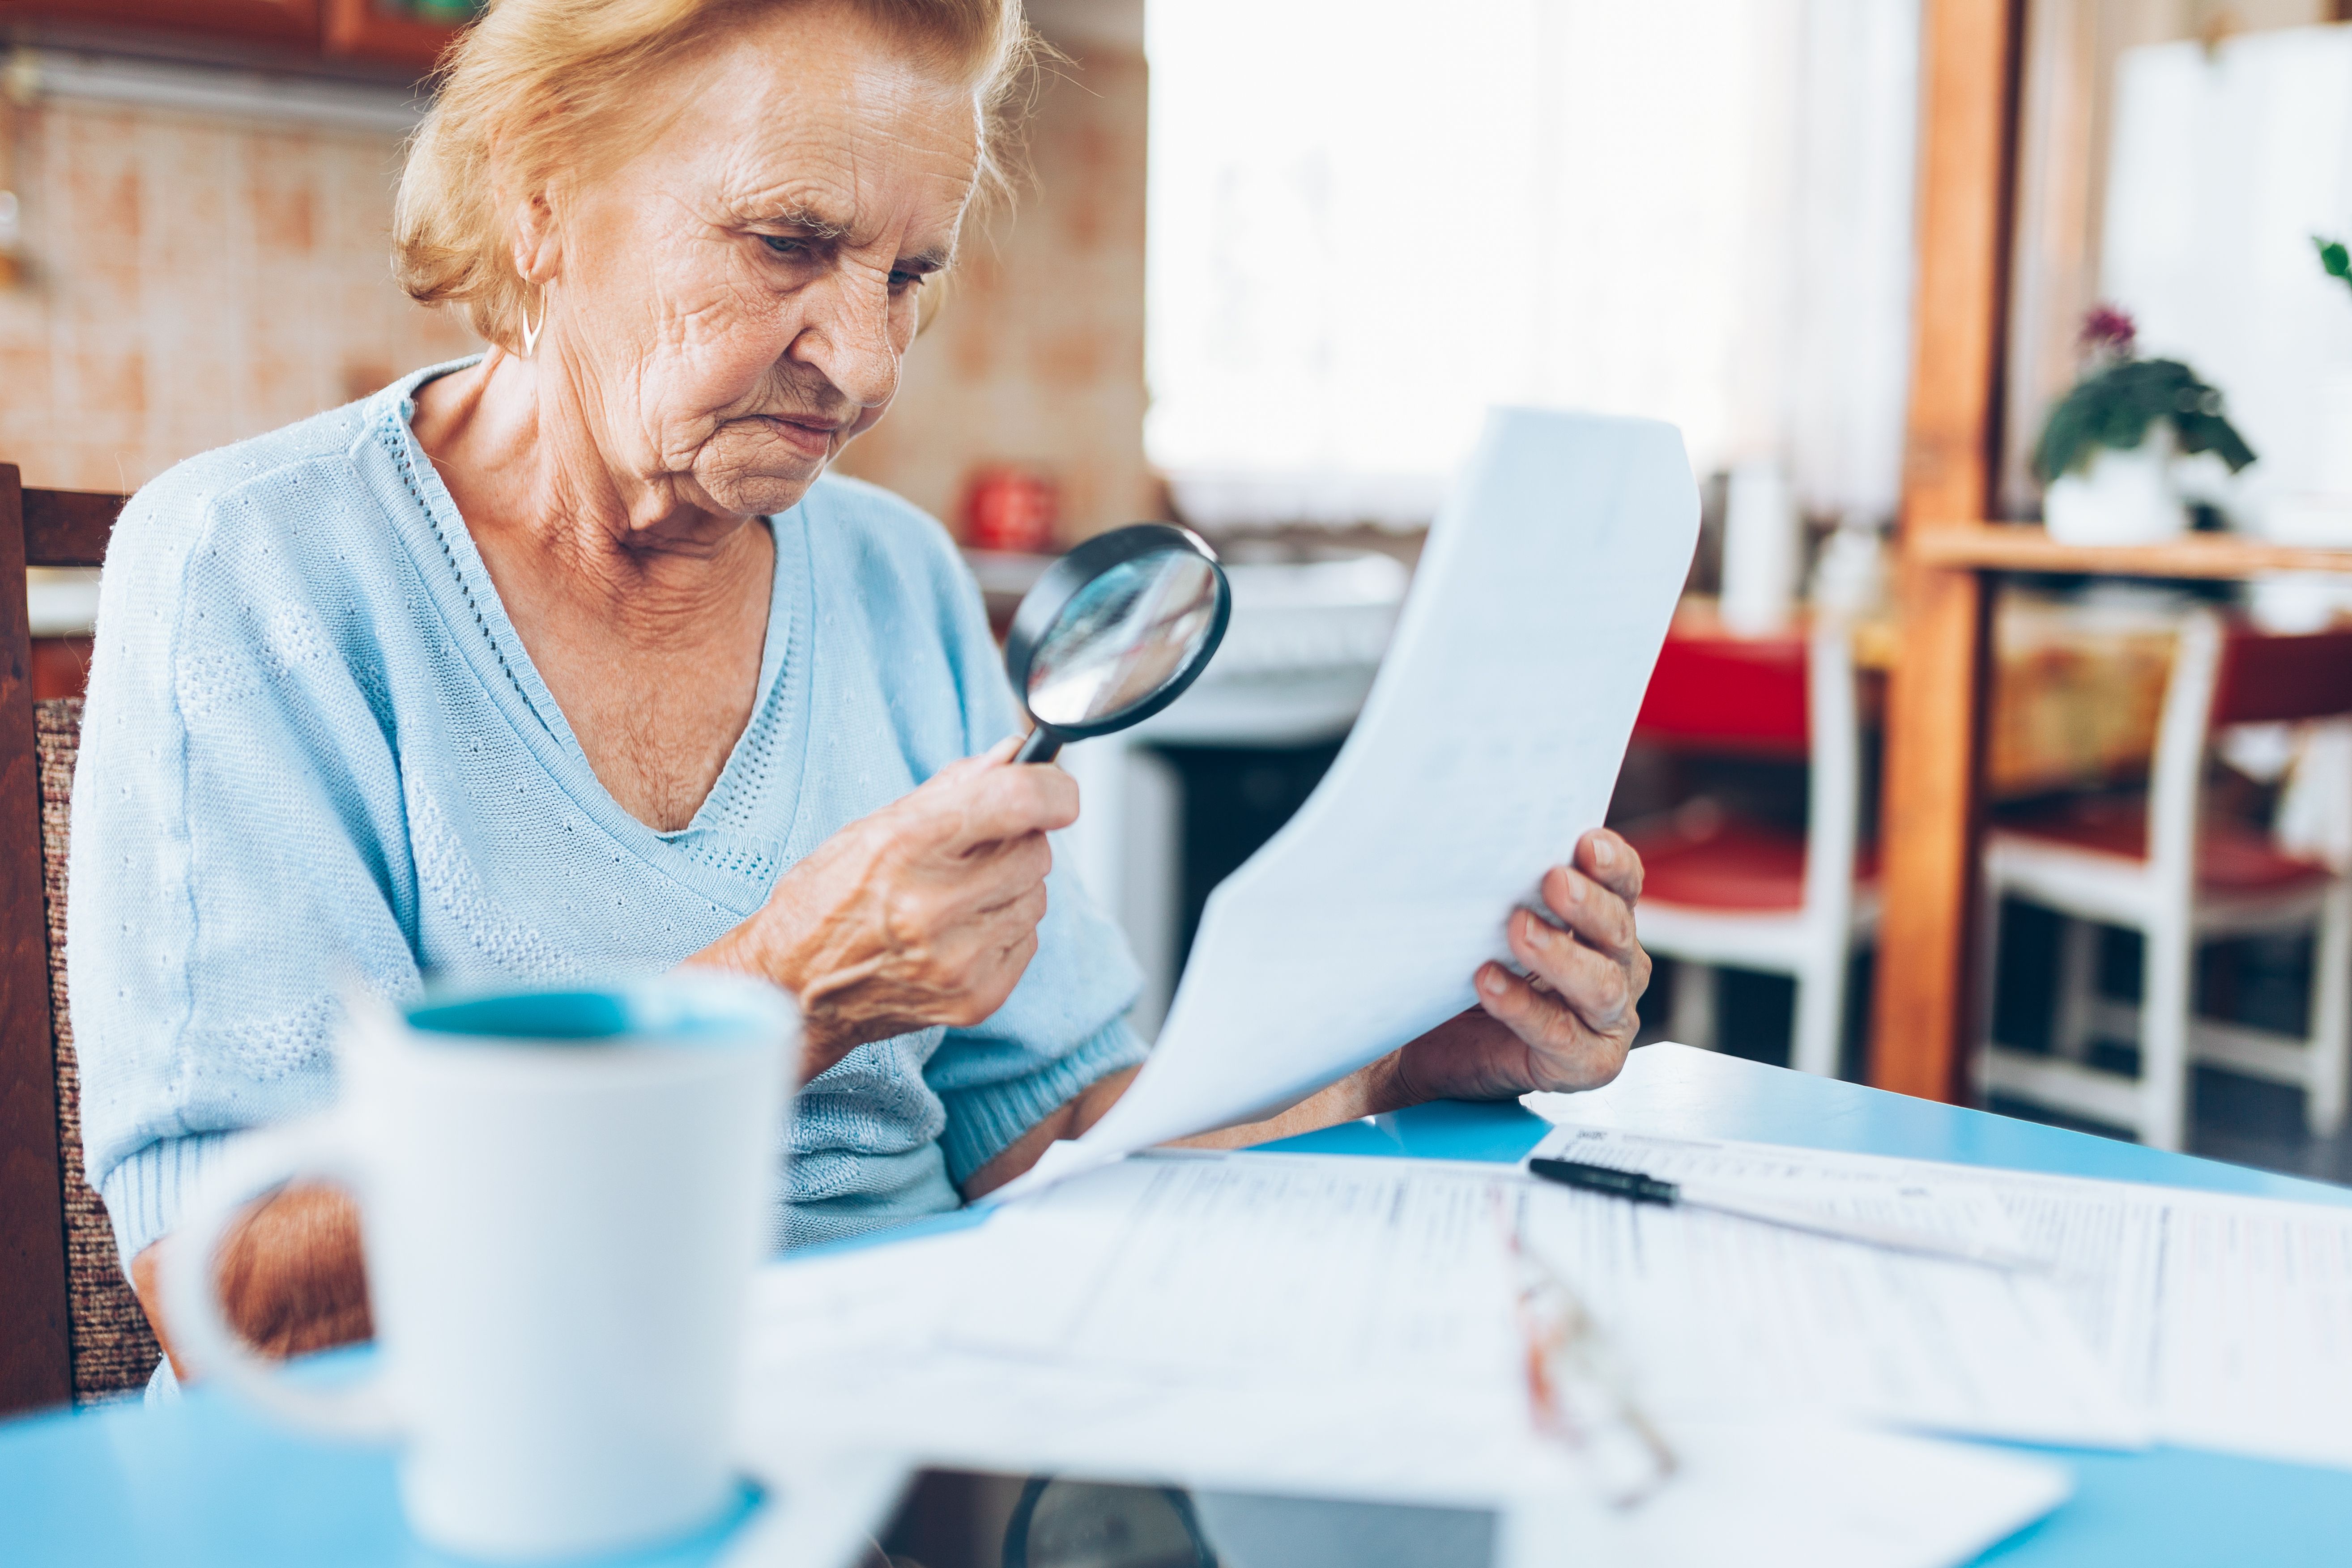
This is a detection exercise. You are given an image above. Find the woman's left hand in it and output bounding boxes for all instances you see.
[1389,827,1651,1103]
[980,828,1653,1188]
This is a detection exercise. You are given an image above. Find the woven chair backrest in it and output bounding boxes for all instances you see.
[38,698,164,1398]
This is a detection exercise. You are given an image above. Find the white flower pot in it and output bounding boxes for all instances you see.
[2043,425,2189,545]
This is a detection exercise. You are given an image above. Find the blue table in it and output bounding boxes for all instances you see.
[6,1042,2347,1567]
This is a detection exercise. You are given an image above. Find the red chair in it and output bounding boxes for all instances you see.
[1623,617,1875,1077]
[1981,612,2352,1151]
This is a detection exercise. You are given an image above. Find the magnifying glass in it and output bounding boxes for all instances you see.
[1005,523,1232,764]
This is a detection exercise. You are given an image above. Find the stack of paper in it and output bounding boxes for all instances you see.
[738,1152,2075,1568]
[1528,1120,2352,1472]
[966,1152,2136,1448]
[737,1121,2352,1563]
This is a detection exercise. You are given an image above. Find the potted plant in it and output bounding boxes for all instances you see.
[2033,305,2255,545]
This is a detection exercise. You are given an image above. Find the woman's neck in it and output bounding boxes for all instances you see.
[409,349,764,639]
[408,348,780,832]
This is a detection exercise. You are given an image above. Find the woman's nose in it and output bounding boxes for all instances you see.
[790,266,901,409]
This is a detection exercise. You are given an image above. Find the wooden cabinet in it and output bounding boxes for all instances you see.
[0,0,320,48]
[0,0,469,75]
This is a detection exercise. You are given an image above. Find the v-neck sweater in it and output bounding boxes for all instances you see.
[72,361,1146,1262]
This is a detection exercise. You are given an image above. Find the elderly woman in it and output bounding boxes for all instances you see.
[78,0,1650,1378]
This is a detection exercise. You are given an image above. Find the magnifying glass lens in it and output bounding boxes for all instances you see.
[1026,551,1222,730]
[1003,523,1231,765]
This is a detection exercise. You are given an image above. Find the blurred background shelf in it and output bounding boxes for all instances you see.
[1912,527,2352,579]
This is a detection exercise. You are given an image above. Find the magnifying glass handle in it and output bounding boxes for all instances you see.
[1014,728,1064,765]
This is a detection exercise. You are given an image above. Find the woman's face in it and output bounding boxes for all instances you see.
[545,2,981,521]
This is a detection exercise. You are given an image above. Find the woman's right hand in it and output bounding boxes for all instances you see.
[690,738,1078,1074]
[132,1182,372,1382]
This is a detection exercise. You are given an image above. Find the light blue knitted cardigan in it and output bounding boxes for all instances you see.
[71,361,1146,1262]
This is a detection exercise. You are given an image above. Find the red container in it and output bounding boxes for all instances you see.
[962,466,1059,554]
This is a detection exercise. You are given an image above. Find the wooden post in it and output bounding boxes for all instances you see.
[1869,0,2024,1103]
[0,463,72,1415]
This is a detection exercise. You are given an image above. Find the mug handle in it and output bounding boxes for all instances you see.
[163,1117,401,1441]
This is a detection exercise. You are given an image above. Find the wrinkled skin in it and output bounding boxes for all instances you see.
[709,739,1077,1057]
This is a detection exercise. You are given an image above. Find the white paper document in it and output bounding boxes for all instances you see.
[1013,411,1700,1193]
[739,1162,2071,1568]
[1530,1119,2352,1470]
[962,1153,1521,1387]
[969,1152,2137,1449]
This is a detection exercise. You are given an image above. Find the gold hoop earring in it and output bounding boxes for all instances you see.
[520,285,548,357]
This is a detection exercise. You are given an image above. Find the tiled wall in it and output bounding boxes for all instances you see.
[0,100,477,493]
[0,39,1151,542]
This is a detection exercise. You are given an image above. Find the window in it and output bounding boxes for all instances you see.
[1145,0,1922,529]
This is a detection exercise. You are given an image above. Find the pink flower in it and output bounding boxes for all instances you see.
[2079,304,2137,358]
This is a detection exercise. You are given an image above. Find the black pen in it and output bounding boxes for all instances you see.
[1526,1156,2047,1273]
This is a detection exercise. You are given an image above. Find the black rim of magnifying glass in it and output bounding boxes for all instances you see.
[1005,523,1232,763]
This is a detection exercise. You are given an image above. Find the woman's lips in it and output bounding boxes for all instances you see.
[766,415,844,459]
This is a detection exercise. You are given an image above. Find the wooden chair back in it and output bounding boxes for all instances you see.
[0,464,145,1416]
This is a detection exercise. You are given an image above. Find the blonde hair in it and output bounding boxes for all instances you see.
[395,0,1035,349]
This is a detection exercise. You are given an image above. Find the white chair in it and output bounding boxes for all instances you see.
[1626,618,1877,1078]
[1979,612,2352,1151]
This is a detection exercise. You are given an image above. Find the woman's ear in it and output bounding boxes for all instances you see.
[509,188,562,286]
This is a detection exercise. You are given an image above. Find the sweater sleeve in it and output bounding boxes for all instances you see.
[71,466,423,1266]
[916,529,1149,1185]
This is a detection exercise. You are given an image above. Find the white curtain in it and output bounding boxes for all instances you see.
[2102,26,2352,515]
[1144,0,1921,528]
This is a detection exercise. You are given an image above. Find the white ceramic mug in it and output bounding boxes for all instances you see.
[166,974,796,1561]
